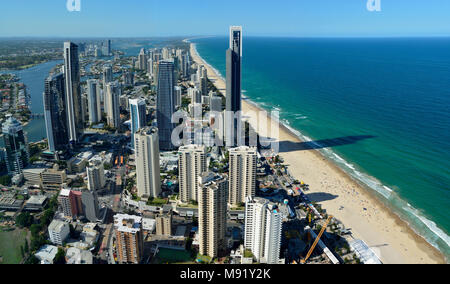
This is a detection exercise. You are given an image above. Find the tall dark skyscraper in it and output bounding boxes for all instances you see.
[2,115,29,176]
[44,73,69,153]
[225,26,243,147]
[156,60,176,151]
[105,39,111,56]
[63,41,83,144]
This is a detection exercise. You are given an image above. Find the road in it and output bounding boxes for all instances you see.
[97,158,126,263]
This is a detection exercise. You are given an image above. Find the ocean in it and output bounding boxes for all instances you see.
[192,36,450,260]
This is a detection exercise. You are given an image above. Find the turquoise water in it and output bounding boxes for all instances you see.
[193,37,450,260]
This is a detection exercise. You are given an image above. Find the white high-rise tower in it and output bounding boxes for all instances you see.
[178,144,207,203]
[228,146,257,206]
[135,127,161,199]
[244,197,282,264]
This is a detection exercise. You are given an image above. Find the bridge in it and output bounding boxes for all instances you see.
[30,113,44,118]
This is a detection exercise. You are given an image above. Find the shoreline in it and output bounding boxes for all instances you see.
[188,41,446,264]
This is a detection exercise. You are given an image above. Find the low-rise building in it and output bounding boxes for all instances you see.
[23,168,46,187]
[65,247,93,264]
[0,193,23,211]
[23,165,67,190]
[41,165,67,190]
[24,195,48,211]
[142,218,156,233]
[35,245,58,264]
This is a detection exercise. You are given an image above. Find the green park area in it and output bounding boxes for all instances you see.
[0,227,27,264]
[151,248,194,264]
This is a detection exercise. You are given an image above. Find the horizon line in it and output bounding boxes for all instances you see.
[1,35,450,40]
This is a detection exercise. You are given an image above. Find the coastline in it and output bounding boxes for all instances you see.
[188,41,446,264]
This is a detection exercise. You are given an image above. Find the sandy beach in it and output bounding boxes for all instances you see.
[189,42,446,264]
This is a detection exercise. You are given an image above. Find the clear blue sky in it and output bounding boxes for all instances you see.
[1,0,449,37]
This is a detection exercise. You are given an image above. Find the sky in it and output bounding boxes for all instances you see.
[1,0,450,38]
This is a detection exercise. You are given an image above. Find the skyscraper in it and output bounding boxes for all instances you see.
[86,161,105,192]
[244,197,282,264]
[228,146,257,206]
[156,60,176,150]
[188,87,202,105]
[129,98,147,148]
[81,93,88,125]
[135,127,161,199]
[58,188,83,219]
[147,58,154,76]
[102,66,113,87]
[138,48,147,70]
[210,93,223,113]
[81,188,100,222]
[87,79,102,124]
[114,214,144,264]
[43,73,69,152]
[178,144,207,203]
[2,115,29,175]
[105,39,111,56]
[123,70,134,87]
[102,65,113,111]
[105,81,121,129]
[174,86,182,108]
[181,52,190,78]
[63,41,83,144]
[198,173,228,258]
[225,26,243,147]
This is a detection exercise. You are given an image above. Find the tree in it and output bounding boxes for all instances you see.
[24,255,40,264]
[30,234,46,252]
[30,224,42,237]
[53,248,66,264]
[40,208,55,227]
[16,212,33,228]
[24,240,29,254]
[0,175,12,186]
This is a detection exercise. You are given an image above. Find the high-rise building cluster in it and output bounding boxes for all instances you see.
[0,26,290,265]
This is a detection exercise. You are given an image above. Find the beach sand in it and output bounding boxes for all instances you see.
[189,42,446,264]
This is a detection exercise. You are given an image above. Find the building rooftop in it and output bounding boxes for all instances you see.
[59,188,71,197]
[114,214,142,234]
[229,146,257,154]
[48,219,68,233]
[23,168,47,174]
[66,247,93,264]
[26,195,47,206]
[35,245,58,264]
[179,144,206,152]
[142,218,156,232]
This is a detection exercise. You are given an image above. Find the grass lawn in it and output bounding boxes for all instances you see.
[196,254,212,264]
[147,198,168,206]
[151,248,194,264]
[0,227,27,264]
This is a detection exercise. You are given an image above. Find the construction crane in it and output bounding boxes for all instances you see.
[300,215,333,264]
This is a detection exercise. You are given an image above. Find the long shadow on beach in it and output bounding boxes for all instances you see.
[278,135,376,153]
[306,192,339,203]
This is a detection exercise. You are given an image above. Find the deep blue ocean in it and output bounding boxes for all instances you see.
[192,37,450,259]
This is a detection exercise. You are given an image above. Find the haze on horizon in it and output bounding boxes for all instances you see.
[1,0,450,38]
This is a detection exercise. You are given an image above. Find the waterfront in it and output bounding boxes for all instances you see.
[191,37,450,262]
